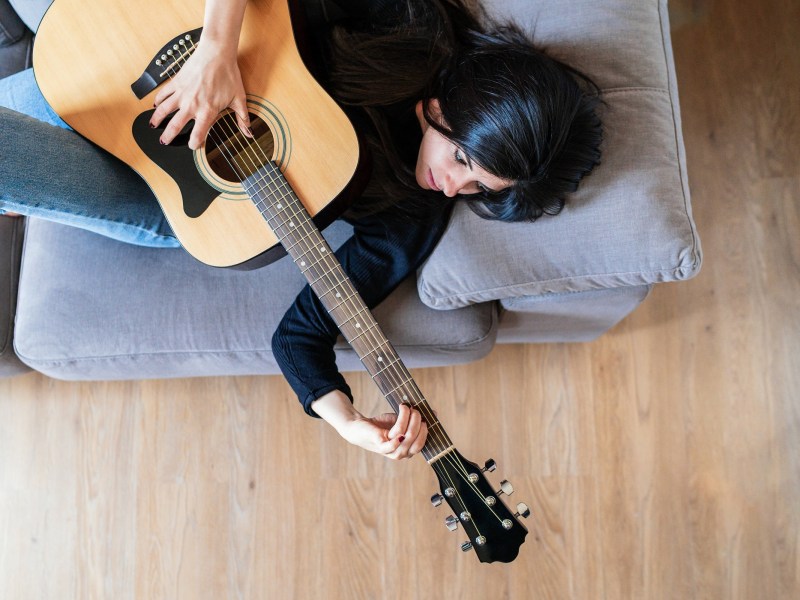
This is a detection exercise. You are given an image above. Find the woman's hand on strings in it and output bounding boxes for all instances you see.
[149,1,250,150]
[339,404,429,460]
[311,391,429,461]
[150,39,252,151]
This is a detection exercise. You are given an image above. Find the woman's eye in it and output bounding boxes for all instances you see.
[454,148,467,166]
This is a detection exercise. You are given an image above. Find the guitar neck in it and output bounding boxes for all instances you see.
[243,163,454,463]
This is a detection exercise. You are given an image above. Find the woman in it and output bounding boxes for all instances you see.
[0,0,602,460]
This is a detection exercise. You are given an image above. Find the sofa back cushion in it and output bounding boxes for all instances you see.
[417,0,702,309]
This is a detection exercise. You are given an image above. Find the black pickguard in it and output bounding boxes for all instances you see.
[132,110,218,218]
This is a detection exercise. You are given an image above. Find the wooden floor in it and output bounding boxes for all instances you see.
[1,0,798,598]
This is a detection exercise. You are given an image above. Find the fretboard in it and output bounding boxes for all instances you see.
[243,163,453,462]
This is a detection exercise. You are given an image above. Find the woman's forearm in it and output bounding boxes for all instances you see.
[310,390,362,432]
[201,0,249,55]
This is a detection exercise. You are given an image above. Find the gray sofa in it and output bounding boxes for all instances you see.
[0,0,701,381]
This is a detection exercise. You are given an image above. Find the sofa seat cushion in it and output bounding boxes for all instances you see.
[417,0,702,309]
[13,218,497,380]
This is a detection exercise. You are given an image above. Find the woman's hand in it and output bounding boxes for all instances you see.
[150,41,251,150]
[311,391,429,460]
[149,0,250,150]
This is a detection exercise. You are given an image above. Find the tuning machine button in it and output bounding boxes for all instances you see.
[461,541,473,552]
[445,515,459,531]
[482,458,497,473]
[515,502,531,519]
[497,480,514,496]
[430,493,444,507]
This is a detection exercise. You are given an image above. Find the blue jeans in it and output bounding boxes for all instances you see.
[0,68,179,247]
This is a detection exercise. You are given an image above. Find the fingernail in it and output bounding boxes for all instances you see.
[149,122,155,128]
[244,126,253,137]
[398,436,405,443]
[159,139,166,145]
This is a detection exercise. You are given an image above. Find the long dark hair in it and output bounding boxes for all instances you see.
[326,0,603,222]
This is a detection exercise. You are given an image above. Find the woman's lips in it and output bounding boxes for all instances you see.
[427,169,440,191]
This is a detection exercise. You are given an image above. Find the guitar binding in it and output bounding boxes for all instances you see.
[131,27,204,99]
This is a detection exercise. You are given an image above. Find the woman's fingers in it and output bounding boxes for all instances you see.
[385,407,428,460]
[388,404,410,439]
[149,48,250,149]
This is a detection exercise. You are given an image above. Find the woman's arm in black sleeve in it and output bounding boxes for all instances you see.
[271,204,452,417]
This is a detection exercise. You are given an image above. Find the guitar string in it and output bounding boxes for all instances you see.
[194,70,506,536]
[214,118,457,462]
[234,139,516,532]
[190,71,506,537]
[163,41,509,534]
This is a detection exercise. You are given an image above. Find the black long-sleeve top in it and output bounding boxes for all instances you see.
[271,0,454,416]
[271,206,452,416]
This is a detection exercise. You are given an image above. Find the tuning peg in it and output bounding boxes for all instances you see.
[482,458,497,473]
[497,480,514,496]
[430,493,444,507]
[514,502,531,519]
[461,541,473,552]
[445,515,459,531]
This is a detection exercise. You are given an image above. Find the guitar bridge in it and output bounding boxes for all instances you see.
[130,27,203,99]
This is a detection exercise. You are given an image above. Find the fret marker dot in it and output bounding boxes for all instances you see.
[300,261,306,267]
[403,395,408,400]
[289,222,295,227]
[277,204,282,209]
[320,247,326,252]
[336,293,341,298]
[355,323,361,328]
[378,357,383,362]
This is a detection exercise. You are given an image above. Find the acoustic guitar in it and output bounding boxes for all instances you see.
[33,0,531,562]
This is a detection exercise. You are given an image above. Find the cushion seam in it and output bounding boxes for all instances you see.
[421,264,699,303]
[657,0,702,271]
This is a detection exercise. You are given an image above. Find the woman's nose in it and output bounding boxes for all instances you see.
[442,173,459,197]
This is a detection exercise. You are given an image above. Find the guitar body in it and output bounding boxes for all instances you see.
[33,0,362,268]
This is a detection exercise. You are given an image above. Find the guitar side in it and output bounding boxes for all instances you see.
[32,0,361,267]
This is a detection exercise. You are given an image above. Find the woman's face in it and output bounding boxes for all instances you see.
[414,99,512,197]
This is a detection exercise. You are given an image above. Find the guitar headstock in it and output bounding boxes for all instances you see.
[429,450,530,563]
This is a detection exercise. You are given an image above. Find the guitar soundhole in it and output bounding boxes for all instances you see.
[205,112,274,183]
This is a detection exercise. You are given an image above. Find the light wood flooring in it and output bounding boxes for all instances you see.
[1,0,798,598]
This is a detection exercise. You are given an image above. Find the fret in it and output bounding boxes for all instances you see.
[308,270,350,304]
[356,336,394,361]
[384,377,415,396]
[325,290,361,314]
[291,241,332,269]
[340,304,371,327]
[279,225,321,257]
[426,418,443,430]
[256,198,302,229]
[369,355,404,379]
[359,344,398,370]
[295,248,343,285]
[296,251,336,278]
[343,319,379,345]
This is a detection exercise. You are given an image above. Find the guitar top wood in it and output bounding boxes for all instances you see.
[33,0,360,267]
